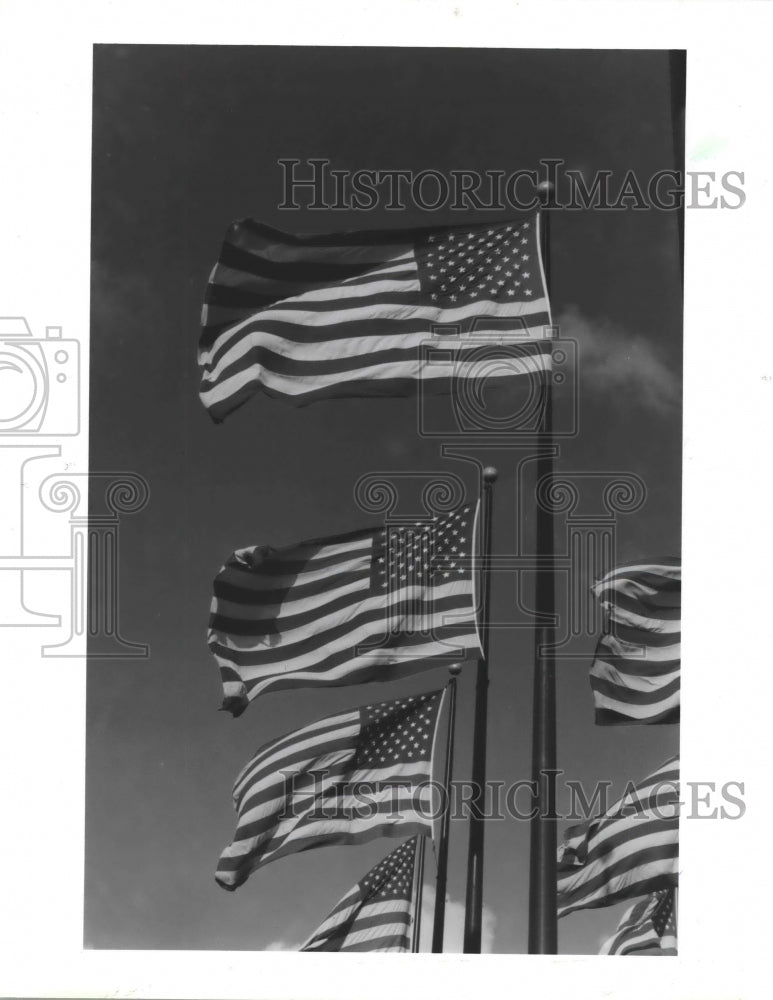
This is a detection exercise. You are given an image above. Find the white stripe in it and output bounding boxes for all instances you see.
[558,829,678,893]
[599,897,650,954]
[213,574,372,623]
[597,635,681,663]
[340,258,415,282]
[236,756,433,829]
[212,578,476,656]
[592,687,681,720]
[235,749,356,821]
[218,550,371,593]
[559,856,678,916]
[607,606,681,634]
[278,273,419,306]
[213,598,477,679]
[201,349,551,406]
[591,663,681,694]
[233,726,359,802]
[262,801,430,861]
[201,293,549,363]
[342,919,410,949]
[312,895,413,938]
[303,898,360,942]
[247,797,429,872]
[221,535,372,580]
[200,304,548,384]
[249,634,481,698]
[598,563,681,585]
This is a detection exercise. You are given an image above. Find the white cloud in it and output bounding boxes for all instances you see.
[420,885,497,953]
[557,305,681,416]
[264,937,304,951]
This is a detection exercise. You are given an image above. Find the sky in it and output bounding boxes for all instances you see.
[85,45,682,955]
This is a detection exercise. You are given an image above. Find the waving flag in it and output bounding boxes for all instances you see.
[199,215,552,421]
[216,689,443,891]
[600,888,677,955]
[557,755,679,918]
[301,837,422,953]
[590,559,681,724]
[209,503,480,716]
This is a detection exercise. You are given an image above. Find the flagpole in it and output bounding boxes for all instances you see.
[431,667,460,953]
[411,835,427,953]
[463,467,497,953]
[527,186,558,954]
[668,50,686,286]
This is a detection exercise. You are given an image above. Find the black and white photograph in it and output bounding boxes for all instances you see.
[0,2,770,998]
[85,43,684,956]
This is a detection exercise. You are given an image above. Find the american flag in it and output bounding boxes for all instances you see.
[590,559,681,724]
[209,502,481,717]
[557,755,679,918]
[600,888,677,955]
[301,837,422,953]
[199,216,552,421]
[216,689,444,891]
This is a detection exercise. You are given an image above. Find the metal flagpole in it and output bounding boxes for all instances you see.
[431,666,460,953]
[668,50,686,286]
[527,186,558,954]
[463,467,497,953]
[411,835,427,953]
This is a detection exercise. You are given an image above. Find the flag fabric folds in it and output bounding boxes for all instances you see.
[590,559,681,725]
[301,836,422,953]
[557,755,679,918]
[209,503,481,716]
[216,689,444,891]
[199,216,552,421]
[599,888,677,955]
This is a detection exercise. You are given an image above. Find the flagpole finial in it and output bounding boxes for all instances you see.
[449,663,462,676]
[482,466,498,484]
[537,180,555,207]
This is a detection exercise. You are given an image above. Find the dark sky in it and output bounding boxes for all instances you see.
[86,45,682,954]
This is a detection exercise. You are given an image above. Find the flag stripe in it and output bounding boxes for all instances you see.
[216,693,442,890]
[600,889,677,955]
[199,216,552,419]
[557,757,679,917]
[301,837,420,953]
[590,560,681,725]
[210,505,480,714]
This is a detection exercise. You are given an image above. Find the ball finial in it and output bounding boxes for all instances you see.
[482,466,499,484]
[536,179,555,207]
[449,663,462,677]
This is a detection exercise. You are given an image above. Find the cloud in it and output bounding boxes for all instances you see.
[557,305,681,416]
[420,885,497,953]
[264,937,304,951]
[264,886,497,953]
